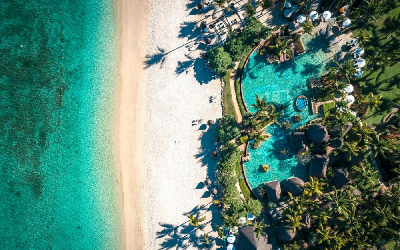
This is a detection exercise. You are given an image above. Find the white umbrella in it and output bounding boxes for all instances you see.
[239,217,247,225]
[357,58,366,68]
[355,47,364,55]
[310,11,319,20]
[346,95,355,104]
[323,11,332,20]
[285,0,292,8]
[344,84,354,93]
[227,244,235,250]
[227,235,236,244]
[355,68,363,78]
[343,19,351,27]
[291,5,298,12]
[297,14,306,23]
[284,9,293,17]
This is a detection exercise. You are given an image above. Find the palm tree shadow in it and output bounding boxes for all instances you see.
[193,58,218,84]
[301,62,319,76]
[179,21,202,40]
[144,47,167,69]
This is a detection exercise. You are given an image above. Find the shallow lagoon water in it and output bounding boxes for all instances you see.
[0,1,122,249]
[242,34,333,190]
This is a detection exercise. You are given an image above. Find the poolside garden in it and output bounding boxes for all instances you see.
[207,0,400,249]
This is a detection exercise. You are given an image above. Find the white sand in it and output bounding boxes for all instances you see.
[142,1,223,248]
[118,0,223,249]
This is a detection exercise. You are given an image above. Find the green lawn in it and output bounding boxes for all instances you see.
[223,70,238,121]
[322,102,336,117]
[351,5,400,125]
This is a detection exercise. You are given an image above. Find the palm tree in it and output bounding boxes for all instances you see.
[215,225,226,239]
[269,36,290,57]
[380,13,400,39]
[260,0,273,11]
[285,210,306,233]
[366,48,389,69]
[357,0,384,23]
[339,141,360,161]
[221,213,239,229]
[363,92,382,112]
[303,176,325,198]
[214,0,228,9]
[187,214,206,229]
[356,30,372,46]
[244,1,256,17]
[251,94,268,113]
[202,232,210,245]
[351,162,379,190]
[301,20,314,37]
[252,220,268,239]
[243,198,263,217]
[336,59,356,83]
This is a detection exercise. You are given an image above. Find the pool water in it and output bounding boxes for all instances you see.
[242,34,333,190]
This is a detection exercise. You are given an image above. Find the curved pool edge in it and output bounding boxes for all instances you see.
[241,142,260,200]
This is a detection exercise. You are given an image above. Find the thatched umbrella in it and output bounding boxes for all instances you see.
[211,150,218,157]
[211,188,218,195]
[306,123,330,144]
[310,154,328,178]
[264,181,281,203]
[285,177,304,196]
[204,178,211,186]
[197,2,205,10]
[207,120,215,126]
[277,224,296,242]
[205,37,212,44]
[236,226,269,250]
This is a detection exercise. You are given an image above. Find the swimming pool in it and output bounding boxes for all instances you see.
[242,34,333,190]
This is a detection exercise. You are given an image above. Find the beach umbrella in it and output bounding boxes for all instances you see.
[227,244,235,250]
[239,217,247,225]
[357,58,366,68]
[343,19,351,27]
[204,178,211,186]
[227,235,236,244]
[205,37,212,44]
[291,5,298,12]
[207,119,215,126]
[355,47,364,56]
[310,11,319,20]
[355,68,363,78]
[297,14,306,23]
[323,11,332,20]
[211,188,218,195]
[211,150,218,157]
[344,84,354,93]
[346,95,355,104]
[284,9,293,17]
[285,0,292,8]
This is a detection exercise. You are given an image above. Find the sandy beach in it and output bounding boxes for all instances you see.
[118,0,222,249]
[118,0,152,249]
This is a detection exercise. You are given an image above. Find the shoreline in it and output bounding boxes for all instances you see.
[117,0,152,249]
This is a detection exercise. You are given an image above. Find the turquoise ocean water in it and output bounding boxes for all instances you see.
[0,1,122,249]
[242,34,333,189]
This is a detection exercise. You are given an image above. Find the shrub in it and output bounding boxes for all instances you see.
[216,115,240,143]
[208,46,233,74]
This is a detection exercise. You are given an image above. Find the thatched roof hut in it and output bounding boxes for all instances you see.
[306,124,330,144]
[309,154,328,178]
[333,167,350,188]
[277,224,296,243]
[204,178,211,186]
[285,177,304,197]
[205,37,212,44]
[329,125,341,138]
[236,226,269,250]
[290,132,308,154]
[264,181,281,203]
[211,188,218,195]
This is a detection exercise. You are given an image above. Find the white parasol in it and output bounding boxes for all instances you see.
[227,244,235,250]
[346,95,355,104]
[227,235,236,244]
[310,11,319,20]
[355,68,363,78]
[357,58,366,68]
[323,11,332,20]
[344,84,354,93]
[285,0,292,8]
[343,19,351,27]
[297,14,306,23]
